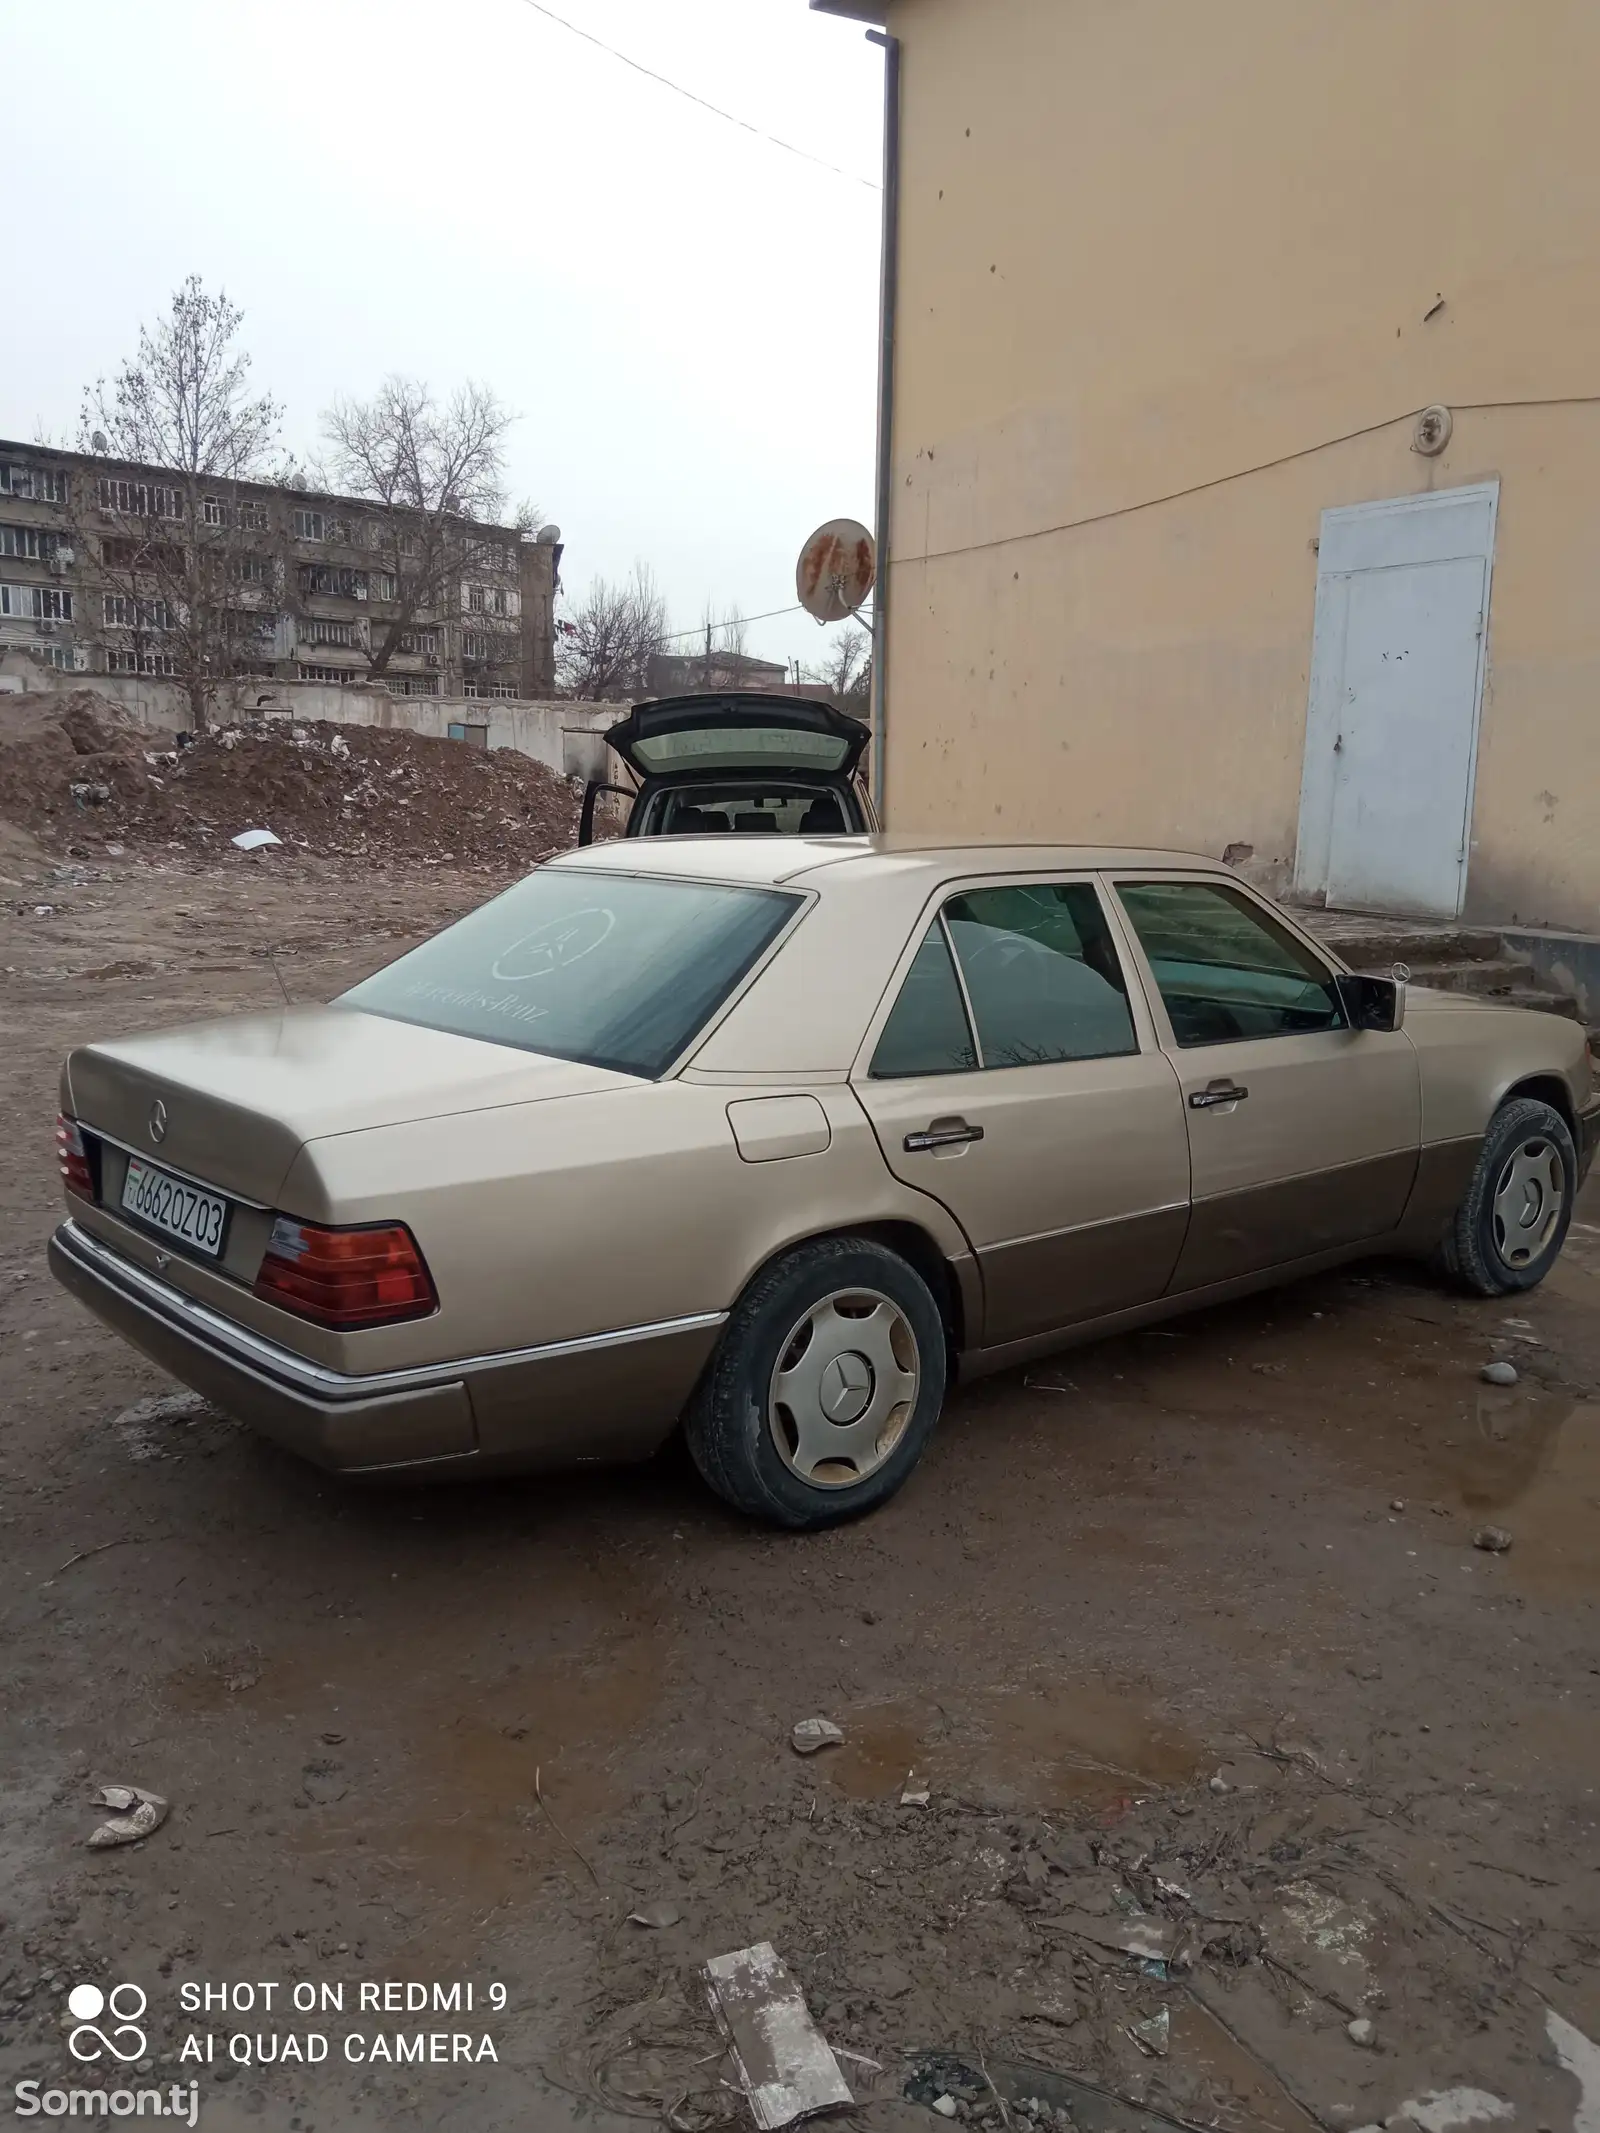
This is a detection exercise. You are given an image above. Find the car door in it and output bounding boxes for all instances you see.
[1107,875,1421,1289]
[851,878,1191,1350]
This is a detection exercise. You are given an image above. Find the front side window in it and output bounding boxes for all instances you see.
[341,870,800,1077]
[944,883,1137,1067]
[1117,880,1344,1046]
[870,924,978,1078]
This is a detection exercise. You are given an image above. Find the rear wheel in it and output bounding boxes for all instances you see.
[1442,1096,1576,1295]
[685,1237,948,1529]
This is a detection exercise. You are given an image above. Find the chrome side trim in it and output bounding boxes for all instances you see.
[55,1221,727,1404]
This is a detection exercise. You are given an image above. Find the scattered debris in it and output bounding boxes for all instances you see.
[790,1717,844,1756]
[629,1900,684,1930]
[301,1760,348,1805]
[1395,2089,1514,2132]
[86,1784,169,1849]
[1041,1910,1178,1964]
[1472,1525,1514,1554]
[703,1941,852,2130]
[52,1534,157,1577]
[1480,1361,1519,1386]
[0,693,581,865]
[1347,2016,1376,2047]
[900,1774,931,1807]
[931,2096,959,2119]
[1128,2009,1170,2057]
[113,1388,211,1460]
[534,1763,600,1886]
[1390,1498,1407,1513]
[231,828,282,851]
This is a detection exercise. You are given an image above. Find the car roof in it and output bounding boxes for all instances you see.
[549,833,1233,889]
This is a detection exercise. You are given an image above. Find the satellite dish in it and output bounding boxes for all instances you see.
[536,524,562,545]
[797,519,875,623]
[91,431,109,455]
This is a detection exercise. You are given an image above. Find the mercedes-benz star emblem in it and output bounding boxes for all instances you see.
[148,1099,168,1145]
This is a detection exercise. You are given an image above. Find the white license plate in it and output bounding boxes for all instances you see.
[121,1157,229,1259]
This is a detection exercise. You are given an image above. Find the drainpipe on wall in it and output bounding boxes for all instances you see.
[866,25,901,824]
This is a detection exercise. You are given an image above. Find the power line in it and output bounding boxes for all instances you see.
[656,602,874,643]
[509,0,880,190]
[657,603,804,642]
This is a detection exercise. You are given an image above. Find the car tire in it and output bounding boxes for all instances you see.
[1441,1095,1577,1296]
[685,1236,948,1530]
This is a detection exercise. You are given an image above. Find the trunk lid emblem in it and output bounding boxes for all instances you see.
[148,1099,168,1144]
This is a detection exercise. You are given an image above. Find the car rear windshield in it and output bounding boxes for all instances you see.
[630,725,854,774]
[339,869,801,1077]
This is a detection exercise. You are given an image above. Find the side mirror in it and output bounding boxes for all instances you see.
[1336,972,1405,1033]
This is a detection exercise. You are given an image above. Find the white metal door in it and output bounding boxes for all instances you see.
[1325,553,1486,915]
[1295,483,1498,921]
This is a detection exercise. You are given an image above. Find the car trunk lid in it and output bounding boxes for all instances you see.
[66,1006,634,1206]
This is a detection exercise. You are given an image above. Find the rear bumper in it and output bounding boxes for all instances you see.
[49,1220,724,1478]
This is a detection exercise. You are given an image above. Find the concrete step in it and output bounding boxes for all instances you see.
[1404,976,1585,1021]
[1491,983,1585,1022]
[1309,920,1510,965]
[1296,906,1585,1021]
[1397,955,1539,993]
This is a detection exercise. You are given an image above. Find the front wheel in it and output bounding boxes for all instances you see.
[685,1236,948,1529]
[1442,1096,1576,1295]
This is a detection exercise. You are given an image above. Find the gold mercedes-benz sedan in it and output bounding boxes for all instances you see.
[50,838,1599,1528]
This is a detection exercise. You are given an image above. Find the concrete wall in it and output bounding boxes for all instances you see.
[1,656,620,785]
[880,0,1600,931]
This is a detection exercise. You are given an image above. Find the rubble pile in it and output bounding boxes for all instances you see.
[0,690,582,865]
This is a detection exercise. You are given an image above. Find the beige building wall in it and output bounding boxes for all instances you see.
[878,0,1600,931]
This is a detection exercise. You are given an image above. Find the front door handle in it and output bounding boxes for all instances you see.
[904,1117,985,1152]
[1189,1081,1249,1110]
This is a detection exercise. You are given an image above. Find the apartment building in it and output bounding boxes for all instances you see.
[0,439,560,703]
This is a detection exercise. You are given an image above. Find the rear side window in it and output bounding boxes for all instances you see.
[340,869,800,1077]
[944,883,1137,1066]
[1116,880,1345,1045]
[870,924,978,1078]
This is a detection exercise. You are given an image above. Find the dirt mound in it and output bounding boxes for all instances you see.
[0,692,582,865]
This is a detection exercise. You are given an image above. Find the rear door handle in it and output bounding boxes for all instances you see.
[1189,1082,1249,1110]
[904,1118,985,1152]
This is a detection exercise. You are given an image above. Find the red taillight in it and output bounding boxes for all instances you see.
[56,1115,94,1201]
[254,1217,437,1329]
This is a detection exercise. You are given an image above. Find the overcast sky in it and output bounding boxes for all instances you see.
[3,0,884,672]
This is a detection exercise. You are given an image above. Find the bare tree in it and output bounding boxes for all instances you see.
[75,275,286,730]
[319,377,528,682]
[806,621,871,706]
[557,565,670,701]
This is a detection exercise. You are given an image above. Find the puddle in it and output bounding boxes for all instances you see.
[829,1682,1202,1808]
[161,1614,665,1906]
[1493,1399,1600,1600]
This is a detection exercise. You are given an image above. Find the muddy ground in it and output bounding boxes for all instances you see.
[1,847,1598,2133]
